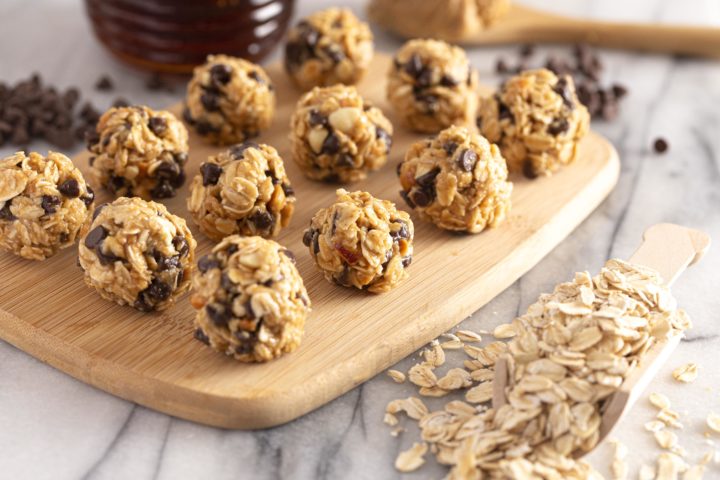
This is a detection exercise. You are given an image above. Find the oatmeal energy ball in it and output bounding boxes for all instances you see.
[184,55,275,145]
[0,151,94,260]
[190,235,311,363]
[88,105,189,200]
[187,142,296,241]
[284,8,374,90]
[78,197,196,312]
[303,189,413,293]
[398,126,512,233]
[387,39,479,133]
[290,84,393,183]
[478,68,590,178]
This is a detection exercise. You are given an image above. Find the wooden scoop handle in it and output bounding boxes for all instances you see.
[492,224,710,423]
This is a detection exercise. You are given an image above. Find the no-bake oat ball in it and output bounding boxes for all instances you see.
[398,126,512,233]
[78,197,196,312]
[187,142,296,241]
[88,105,189,200]
[477,68,590,178]
[284,8,374,90]
[303,189,413,293]
[184,54,275,145]
[0,151,94,260]
[190,235,311,363]
[387,39,479,133]
[290,84,393,183]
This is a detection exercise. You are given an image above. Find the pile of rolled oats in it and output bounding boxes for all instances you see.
[385,259,693,478]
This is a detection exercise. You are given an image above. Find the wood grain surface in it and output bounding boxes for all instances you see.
[0,54,620,429]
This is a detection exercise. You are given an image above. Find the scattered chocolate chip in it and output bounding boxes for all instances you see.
[457,149,478,172]
[321,131,341,155]
[547,118,570,136]
[206,303,230,326]
[84,225,108,250]
[58,178,80,198]
[653,137,669,154]
[230,141,258,159]
[210,64,233,86]
[95,75,114,91]
[194,328,210,345]
[198,255,220,273]
[308,109,327,127]
[41,195,61,214]
[200,162,223,186]
[250,210,274,230]
[148,117,168,136]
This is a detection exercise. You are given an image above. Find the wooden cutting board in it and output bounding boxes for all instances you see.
[0,54,619,429]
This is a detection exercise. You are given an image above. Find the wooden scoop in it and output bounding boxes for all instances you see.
[492,223,710,454]
[370,3,720,58]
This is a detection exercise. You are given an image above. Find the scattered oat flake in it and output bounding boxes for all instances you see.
[672,363,698,383]
[465,382,493,404]
[683,465,706,480]
[493,323,517,339]
[654,429,679,450]
[456,330,483,343]
[408,363,437,388]
[440,339,464,350]
[387,369,406,383]
[707,412,720,433]
[650,392,671,410]
[610,439,629,480]
[384,412,398,426]
[418,386,450,397]
[395,442,427,472]
[639,464,655,480]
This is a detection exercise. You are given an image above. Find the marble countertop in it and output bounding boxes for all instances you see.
[2,0,719,478]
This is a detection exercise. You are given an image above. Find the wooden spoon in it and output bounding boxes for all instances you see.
[371,3,720,58]
[492,223,710,455]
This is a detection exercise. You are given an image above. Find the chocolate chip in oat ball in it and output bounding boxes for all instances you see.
[324,47,345,64]
[390,222,409,240]
[229,141,259,159]
[402,256,413,268]
[148,116,168,136]
[200,91,221,112]
[443,141,459,155]
[281,249,296,263]
[198,254,220,273]
[547,118,570,136]
[321,131,341,155]
[82,186,95,207]
[415,167,440,189]
[653,137,669,154]
[522,159,539,179]
[58,178,81,198]
[440,75,458,87]
[194,328,210,345]
[457,149,478,172]
[376,127,392,152]
[249,210,274,230]
[95,75,114,91]
[84,225,108,250]
[206,303,230,326]
[335,153,354,168]
[308,109,327,127]
[247,70,265,85]
[200,162,223,186]
[281,183,295,197]
[84,129,100,149]
[553,77,574,108]
[210,63,233,86]
[410,188,432,207]
[0,202,16,221]
[146,279,172,302]
[399,190,415,209]
[41,195,61,214]
[302,229,314,247]
[153,250,181,271]
[405,53,424,78]
[172,235,189,257]
[151,180,175,199]
[155,161,181,181]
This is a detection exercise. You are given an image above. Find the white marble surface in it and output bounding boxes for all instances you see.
[2,1,720,478]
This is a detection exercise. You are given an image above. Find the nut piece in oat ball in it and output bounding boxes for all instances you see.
[398,126,512,233]
[0,151,95,260]
[290,84,393,183]
[304,189,413,293]
[78,197,196,312]
[190,235,311,363]
[477,68,590,178]
[387,39,479,133]
[187,142,296,241]
[284,8,374,90]
[88,105,189,200]
[184,55,275,145]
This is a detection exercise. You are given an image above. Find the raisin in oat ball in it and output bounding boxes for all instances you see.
[290,84,393,183]
[78,197,196,312]
[190,235,311,363]
[387,39,479,133]
[184,55,275,145]
[284,8,373,91]
[187,142,296,241]
[477,68,590,178]
[88,105,189,200]
[0,151,95,260]
[398,126,512,233]
[303,189,413,293]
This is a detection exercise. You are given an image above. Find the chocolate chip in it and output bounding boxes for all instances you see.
[200,162,222,186]
[226,244,239,255]
[415,167,440,189]
[612,83,628,99]
[151,180,175,199]
[321,131,340,155]
[85,129,100,149]
[281,249,296,263]
[198,255,220,273]
[108,175,126,194]
[194,328,210,345]
[248,70,265,85]
[153,250,180,271]
[325,47,344,64]
[174,152,189,166]
[405,54,424,78]
[210,64,233,86]
[206,303,230,326]
[440,75,458,87]
[376,127,392,153]
[444,142,458,156]
[402,256,413,268]
[523,160,539,179]
[301,25,319,48]
[520,44,535,58]
[410,189,432,207]
[41,195,61,214]
[281,183,294,197]
[95,75,114,91]
[335,154,354,168]
[112,98,130,108]
[399,190,415,209]
[553,77,574,108]
[302,229,314,247]
[0,201,16,221]
[396,161,403,176]
[457,149,478,172]
[497,98,513,122]
[84,225,108,250]
[58,178,80,198]
[200,92,220,112]
[653,138,669,154]
[146,279,171,302]
[92,203,106,221]
[390,222,409,240]
[195,120,219,136]
[308,109,327,127]
[172,236,189,257]
[416,68,433,88]
[417,94,438,111]
[244,300,255,319]
[148,117,167,136]
[312,232,320,254]
[81,186,95,208]
[250,210,274,230]
[230,142,258,159]
[547,118,570,136]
